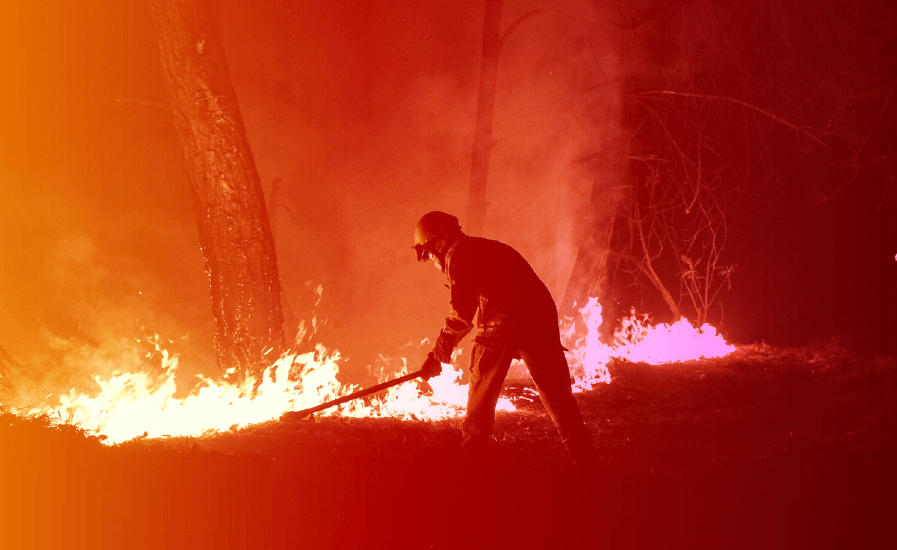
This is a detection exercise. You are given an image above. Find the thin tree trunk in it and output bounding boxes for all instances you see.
[466,0,503,236]
[561,13,632,336]
[150,0,285,379]
[467,2,542,234]
[561,68,627,321]
[561,149,623,321]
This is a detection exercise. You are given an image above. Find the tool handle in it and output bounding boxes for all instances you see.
[281,369,425,421]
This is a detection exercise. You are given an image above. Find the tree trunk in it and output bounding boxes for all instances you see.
[561,148,624,322]
[150,0,285,379]
[561,15,630,334]
[466,0,503,236]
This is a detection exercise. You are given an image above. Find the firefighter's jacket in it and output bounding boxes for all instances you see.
[431,235,562,363]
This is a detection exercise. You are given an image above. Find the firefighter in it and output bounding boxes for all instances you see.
[413,211,595,467]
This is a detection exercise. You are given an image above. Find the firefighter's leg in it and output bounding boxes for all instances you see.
[518,342,595,466]
[460,343,514,458]
[453,344,511,548]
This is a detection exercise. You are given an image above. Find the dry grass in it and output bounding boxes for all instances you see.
[2,343,895,550]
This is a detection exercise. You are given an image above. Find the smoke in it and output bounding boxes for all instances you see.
[1,0,893,424]
[1,0,613,402]
[216,0,609,375]
[0,166,216,407]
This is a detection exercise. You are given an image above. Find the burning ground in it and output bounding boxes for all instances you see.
[3,342,895,550]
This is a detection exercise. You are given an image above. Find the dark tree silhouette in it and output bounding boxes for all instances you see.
[149,0,285,380]
[467,0,541,235]
[560,14,630,332]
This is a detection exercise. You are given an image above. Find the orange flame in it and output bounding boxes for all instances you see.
[33,297,734,444]
[563,298,736,392]
[33,337,514,444]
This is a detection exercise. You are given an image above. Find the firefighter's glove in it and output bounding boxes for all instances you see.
[420,353,443,381]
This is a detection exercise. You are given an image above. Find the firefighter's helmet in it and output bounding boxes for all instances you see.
[413,211,461,262]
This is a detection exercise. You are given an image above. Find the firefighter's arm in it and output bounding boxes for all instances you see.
[431,254,476,363]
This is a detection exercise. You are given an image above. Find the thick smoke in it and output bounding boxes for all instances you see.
[0,166,218,407]
[212,0,609,378]
[1,0,611,401]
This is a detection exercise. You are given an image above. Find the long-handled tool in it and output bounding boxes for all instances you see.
[279,369,426,422]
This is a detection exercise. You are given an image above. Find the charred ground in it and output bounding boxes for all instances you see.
[2,343,895,550]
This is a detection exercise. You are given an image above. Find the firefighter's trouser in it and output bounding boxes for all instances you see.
[461,340,593,460]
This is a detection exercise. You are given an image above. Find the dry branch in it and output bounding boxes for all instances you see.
[638,90,827,147]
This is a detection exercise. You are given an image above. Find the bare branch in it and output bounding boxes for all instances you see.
[499,10,543,47]
[638,90,828,148]
[635,203,683,320]
[275,204,296,220]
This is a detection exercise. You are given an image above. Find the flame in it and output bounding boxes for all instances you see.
[611,315,737,364]
[32,298,733,444]
[563,298,736,392]
[32,337,512,444]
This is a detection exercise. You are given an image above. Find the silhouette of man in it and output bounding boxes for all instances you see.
[413,211,595,467]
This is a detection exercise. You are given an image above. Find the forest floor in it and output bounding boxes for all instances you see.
[2,342,896,550]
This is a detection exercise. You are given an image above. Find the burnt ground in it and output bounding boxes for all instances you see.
[2,342,896,550]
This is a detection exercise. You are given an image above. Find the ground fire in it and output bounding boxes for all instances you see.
[31,297,734,444]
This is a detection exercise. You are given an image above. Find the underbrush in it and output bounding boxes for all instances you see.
[1,344,894,550]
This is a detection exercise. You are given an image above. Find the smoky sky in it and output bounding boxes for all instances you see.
[1,0,894,405]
